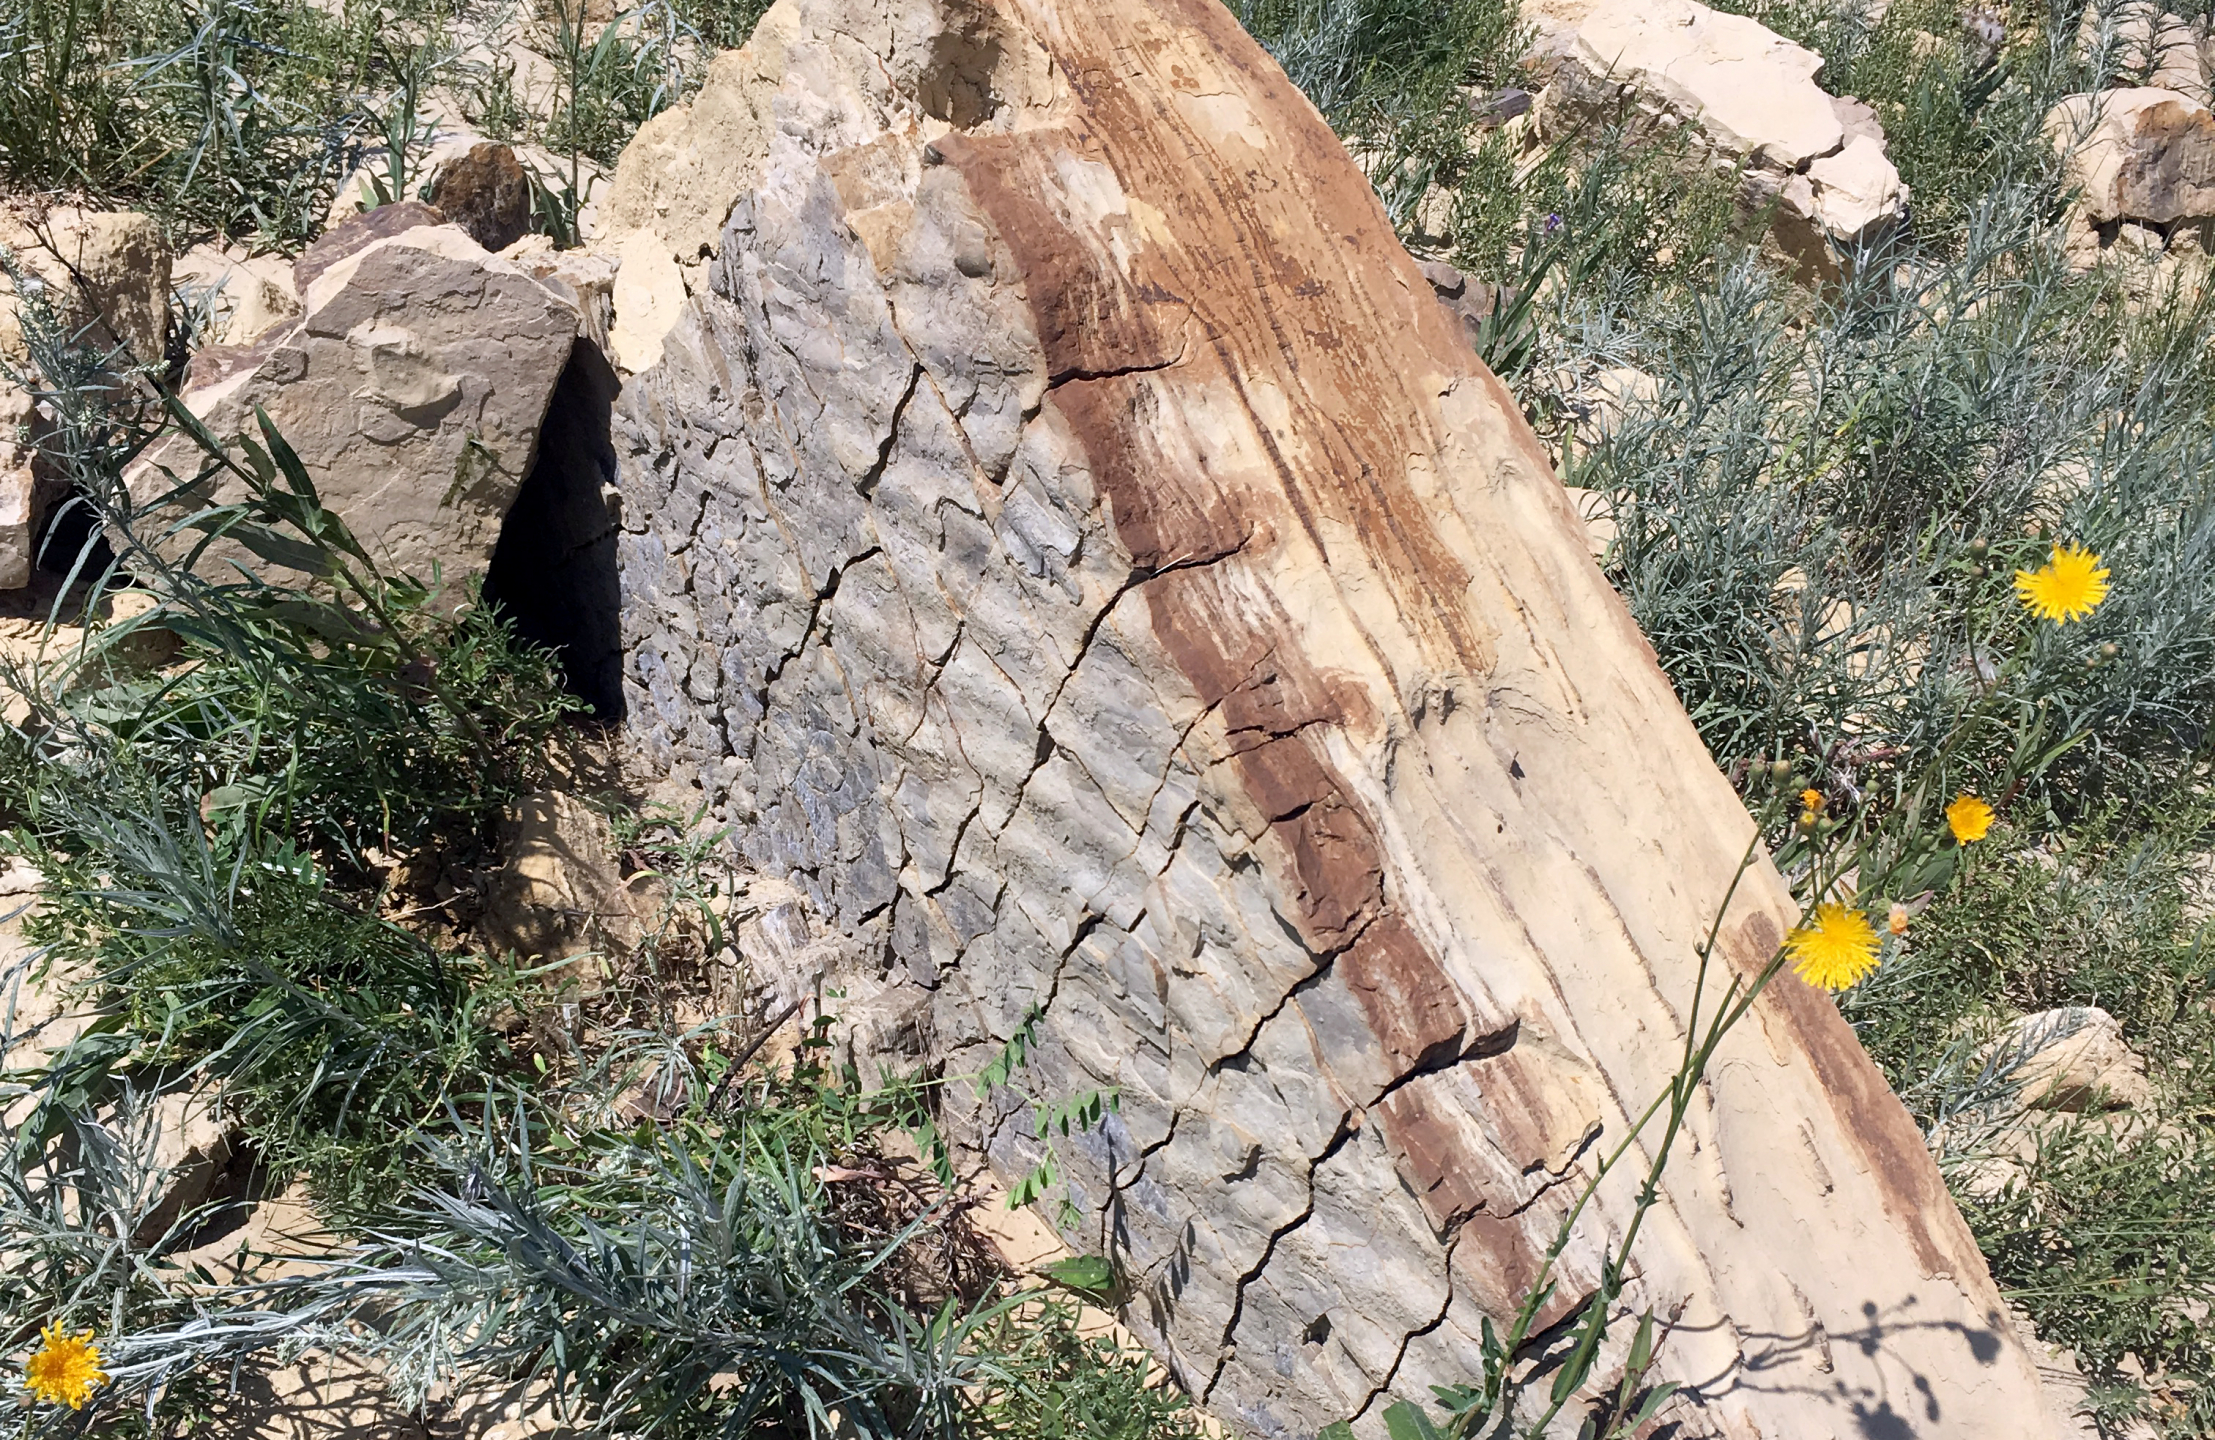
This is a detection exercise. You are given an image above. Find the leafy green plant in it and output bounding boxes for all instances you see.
[975,1007,1120,1232]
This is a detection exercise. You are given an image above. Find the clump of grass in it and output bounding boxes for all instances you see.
[0,0,459,247]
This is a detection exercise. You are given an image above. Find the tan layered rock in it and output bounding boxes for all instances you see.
[0,207,171,368]
[0,207,171,587]
[1527,0,1907,269]
[132,214,580,600]
[2048,86,2215,225]
[608,0,2058,1435]
[2078,0,2209,104]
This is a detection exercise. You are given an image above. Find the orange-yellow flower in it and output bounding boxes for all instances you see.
[1786,903,1882,993]
[1887,901,1911,937]
[1799,788,1824,814]
[1945,793,1995,844]
[23,1323,105,1410]
[2014,544,2109,624]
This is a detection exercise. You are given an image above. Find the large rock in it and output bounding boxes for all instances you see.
[2047,86,2215,225]
[131,215,580,600]
[608,0,2059,1435]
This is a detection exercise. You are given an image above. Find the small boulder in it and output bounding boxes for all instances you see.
[1997,1005,2155,1112]
[1808,134,1908,244]
[0,208,171,369]
[430,142,535,253]
[129,212,582,603]
[2046,87,2215,225]
[482,790,642,971]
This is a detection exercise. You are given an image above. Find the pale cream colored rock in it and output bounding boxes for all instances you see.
[129,221,579,602]
[1999,1005,2155,1112]
[174,242,304,348]
[1527,0,1905,273]
[597,42,787,278]
[1810,132,1908,242]
[608,227,686,372]
[1550,0,1842,166]
[0,208,171,368]
[608,0,2065,1433]
[2046,87,2215,224]
[0,450,30,591]
[223,269,306,346]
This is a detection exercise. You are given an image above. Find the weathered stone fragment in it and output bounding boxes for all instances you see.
[483,790,641,970]
[1526,0,1907,268]
[607,0,2062,1435]
[1998,1005,2155,1112]
[2047,86,2215,224]
[0,381,36,589]
[132,216,579,600]
[431,142,535,252]
[0,208,171,368]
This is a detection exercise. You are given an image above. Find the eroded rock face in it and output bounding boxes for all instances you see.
[610,0,2058,1435]
[133,215,579,601]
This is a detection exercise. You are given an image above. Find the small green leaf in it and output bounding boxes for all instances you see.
[1629,1382,1680,1426]
[1627,1308,1656,1373]
[1381,1399,1443,1440]
[1038,1254,1117,1297]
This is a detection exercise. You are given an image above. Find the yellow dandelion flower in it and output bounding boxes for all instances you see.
[1799,788,1825,814]
[1945,793,1994,844]
[1786,903,1882,993]
[2014,543,2109,624]
[23,1323,106,1410]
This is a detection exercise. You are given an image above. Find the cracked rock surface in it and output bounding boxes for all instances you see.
[606,0,2060,1433]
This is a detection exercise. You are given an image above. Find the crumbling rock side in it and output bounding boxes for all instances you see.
[610,0,2059,1435]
